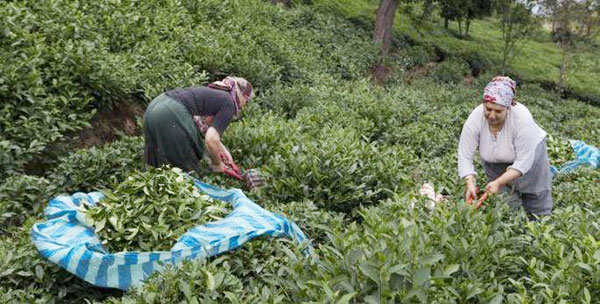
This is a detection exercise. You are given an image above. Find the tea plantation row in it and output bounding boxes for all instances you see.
[1,0,599,303]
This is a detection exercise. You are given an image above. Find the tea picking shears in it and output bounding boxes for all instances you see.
[219,152,244,180]
[218,153,264,189]
[466,190,489,209]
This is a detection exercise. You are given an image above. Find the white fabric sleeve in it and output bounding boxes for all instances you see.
[457,109,481,179]
[508,121,544,175]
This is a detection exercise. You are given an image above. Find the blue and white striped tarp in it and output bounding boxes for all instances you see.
[553,140,599,175]
[31,178,312,290]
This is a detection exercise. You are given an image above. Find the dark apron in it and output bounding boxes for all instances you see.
[143,93,204,173]
[483,139,553,215]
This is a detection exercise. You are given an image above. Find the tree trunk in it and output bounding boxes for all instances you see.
[556,0,571,94]
[557,45,569,94]
[373,0,400,83]
[271,0,291,8]
[458,19,463,36]
[445,17,449,29]
[466,18,471,37]
[502,37,510,75]
[374,0,400,57]
[585,11,592,37]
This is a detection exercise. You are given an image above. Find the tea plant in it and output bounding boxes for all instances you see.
[0,175,56,235]
[1,0,600,302]
[0,220,123,302]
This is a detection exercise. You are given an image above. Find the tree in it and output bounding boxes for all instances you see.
[465,0,493,36]
[495,0,538,74]
[373,0,400,83]
[582,0,600,37]
[540,0,559,31]
[439,0,463,30]
[374,0,400,57]
[545,0,600,93]
[439,0,491,36]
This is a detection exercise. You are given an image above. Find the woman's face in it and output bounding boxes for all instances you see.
[240,96,249,108]
[483,102,508,127]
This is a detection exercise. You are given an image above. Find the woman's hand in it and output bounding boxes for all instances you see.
[465,184,478,202]
[219,143,234,165]
[464,175,478,202]
[211,162,225,173]
[485,169,521,195]
[485,180,502,195]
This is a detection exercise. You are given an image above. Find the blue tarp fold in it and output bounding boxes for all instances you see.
[551,140,599,177]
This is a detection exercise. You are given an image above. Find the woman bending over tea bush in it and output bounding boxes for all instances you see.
[458,76,553,217]
[143,76,253,177]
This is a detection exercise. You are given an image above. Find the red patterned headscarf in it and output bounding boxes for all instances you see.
[208,76,253,116]
[483,76,516,107]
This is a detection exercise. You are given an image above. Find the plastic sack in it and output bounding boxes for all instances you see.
[31,178,311,290]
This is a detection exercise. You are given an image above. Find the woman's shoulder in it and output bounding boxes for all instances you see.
[468,104,484,118]
[463,104,484,129]
[511,103,534,118]
[509,103,537,127]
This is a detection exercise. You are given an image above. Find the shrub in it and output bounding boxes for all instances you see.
[0,220,123,302]
[0,175,57,235]
[402,45,432,69]
[48,136,144,193]
[429,58,471,84]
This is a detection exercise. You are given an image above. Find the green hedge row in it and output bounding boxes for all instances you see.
[0,0,377,177]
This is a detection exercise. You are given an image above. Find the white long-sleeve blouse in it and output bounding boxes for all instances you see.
[457,103,547,179]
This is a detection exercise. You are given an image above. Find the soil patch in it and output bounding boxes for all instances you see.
[72,100,146,149]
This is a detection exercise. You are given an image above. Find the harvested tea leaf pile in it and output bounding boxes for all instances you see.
[85,167,232,252]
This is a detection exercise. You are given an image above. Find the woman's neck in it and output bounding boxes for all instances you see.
[489,121,504,138]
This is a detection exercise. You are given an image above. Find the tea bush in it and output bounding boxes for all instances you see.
[0,136,145,236]
[265,200,346,245]
[0,175,57,235]
[255,125,416,212]
[2,0,600,302]
[48,135,145,193]
[113,238,304,304]
[428,57,471,84]
[402,45,433,69]
[0,220,123,302]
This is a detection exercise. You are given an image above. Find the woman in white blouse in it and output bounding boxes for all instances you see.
[458,76,553,216]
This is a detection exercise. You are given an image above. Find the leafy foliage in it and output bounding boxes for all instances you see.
[0,0,376,176]
[49,135,145,193]
[86,167,231,252]
[0,220,123,302]
[428,57,471,84]
[0,175,56,235]
[1,0,600,302]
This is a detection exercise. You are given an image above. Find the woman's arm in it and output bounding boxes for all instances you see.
[458,109,482,200]
[458,108,482,180]
[486,168,522,194]
[205,127,224,172]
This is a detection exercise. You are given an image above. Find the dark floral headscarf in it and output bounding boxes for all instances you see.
[208,76,253,116]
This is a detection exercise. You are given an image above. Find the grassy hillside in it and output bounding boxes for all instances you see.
[313,0,600,103]
[1,0,599,303]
